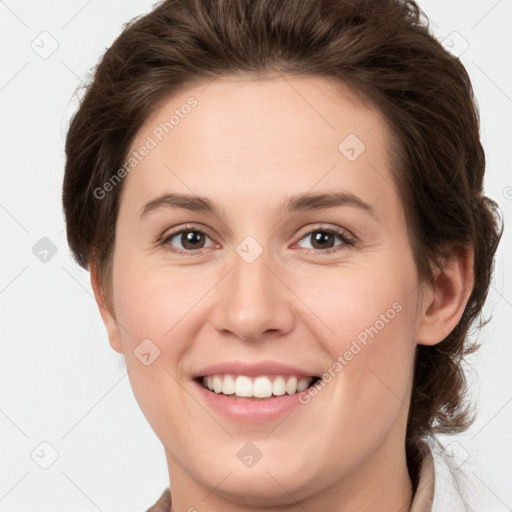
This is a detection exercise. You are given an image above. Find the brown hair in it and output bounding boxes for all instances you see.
[62,0,503,484]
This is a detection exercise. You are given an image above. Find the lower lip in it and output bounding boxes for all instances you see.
[194,380,305,423]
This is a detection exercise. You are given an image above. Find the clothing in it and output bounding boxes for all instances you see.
[145,439,470,512]
[145,488,172,512]
[410,438,470,511]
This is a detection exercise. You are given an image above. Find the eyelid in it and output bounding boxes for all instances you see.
[295,223,356,242]
[160,223,215,242]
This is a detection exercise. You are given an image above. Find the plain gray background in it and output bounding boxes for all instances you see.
[0,0,511,510]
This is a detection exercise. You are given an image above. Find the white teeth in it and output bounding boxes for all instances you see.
[223,374,235,395]
[202,374,314,398]
[213,375,223,393]
[235,375,253,397]
[272,376,286,396]
[285,376,298,395]
[253,377,273,398]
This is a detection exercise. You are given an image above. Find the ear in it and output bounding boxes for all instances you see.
[417,244,474,346]
[90,263,123,353]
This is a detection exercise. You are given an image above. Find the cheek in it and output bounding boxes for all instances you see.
[112,261,199,348]
[302,257,418,356]
[110,260,186,385]
[110,267,206,440]
[297,256,419,425]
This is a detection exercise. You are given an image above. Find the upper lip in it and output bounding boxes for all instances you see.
[192,360,319,379]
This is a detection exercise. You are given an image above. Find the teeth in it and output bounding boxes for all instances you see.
[213,375,223,393]
[223,374,235,395]
[202,374,314,398]
[285,376,297,395]
[272,376,286,396]
[253,376,273,398]
[297,378,310,392]
[235,376,253,397]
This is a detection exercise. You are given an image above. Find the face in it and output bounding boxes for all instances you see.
[98,75,428,506]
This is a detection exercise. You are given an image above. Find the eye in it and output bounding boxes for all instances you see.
[296,227,355,254]
[161,226,216,255]
[160,224,356,256]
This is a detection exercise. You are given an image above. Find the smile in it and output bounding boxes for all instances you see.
[192,361,322,421]
[200,374,320,399]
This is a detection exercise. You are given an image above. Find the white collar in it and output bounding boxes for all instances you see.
[410,438,470,512]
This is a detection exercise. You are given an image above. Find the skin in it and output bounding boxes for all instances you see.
[91,75,474,512]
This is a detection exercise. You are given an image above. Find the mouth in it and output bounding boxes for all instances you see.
[196,374,321,400]
[192,361,323,421]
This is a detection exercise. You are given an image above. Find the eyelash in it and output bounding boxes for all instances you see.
[159,224,357,257]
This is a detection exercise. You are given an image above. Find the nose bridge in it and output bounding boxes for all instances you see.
[212,245,294,340]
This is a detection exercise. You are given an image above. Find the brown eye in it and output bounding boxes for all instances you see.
[309,231,336,250]
[179,231,206,250]
[163,228,214,254]
[297,228,355,253]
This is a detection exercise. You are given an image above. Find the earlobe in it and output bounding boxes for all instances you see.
[90,263,123,354]
[417,245,475,346]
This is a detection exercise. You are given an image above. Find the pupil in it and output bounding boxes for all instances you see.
[313,231,333,249]
[182,231,203,249]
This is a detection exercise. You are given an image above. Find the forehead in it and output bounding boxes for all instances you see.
[123,75,399,218]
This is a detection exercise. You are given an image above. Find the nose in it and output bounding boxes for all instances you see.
[210,249,295,342]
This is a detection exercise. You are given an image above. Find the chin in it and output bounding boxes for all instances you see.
[204,470,316,507]
[184,445,324,506]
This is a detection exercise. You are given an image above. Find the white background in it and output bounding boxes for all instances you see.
[0,0,511,510]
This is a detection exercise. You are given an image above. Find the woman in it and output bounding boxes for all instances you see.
[62,0,502,510]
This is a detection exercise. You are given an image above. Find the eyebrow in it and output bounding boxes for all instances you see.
[140,191,377,220]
